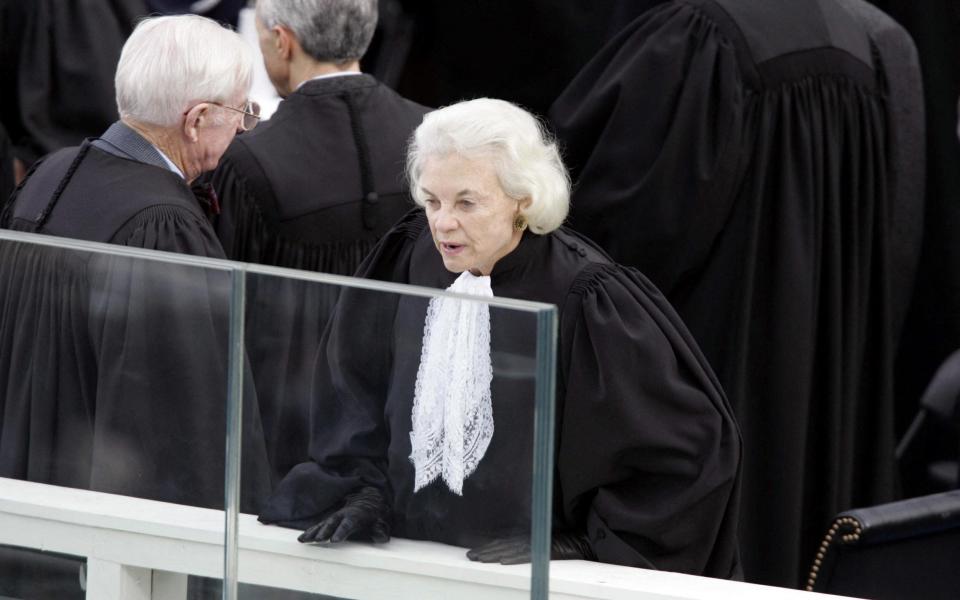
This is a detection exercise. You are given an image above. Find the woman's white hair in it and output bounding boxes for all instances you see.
[115,15,254,127]
[407,98,570,235]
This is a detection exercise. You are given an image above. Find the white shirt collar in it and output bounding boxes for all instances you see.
[154,146,185,179]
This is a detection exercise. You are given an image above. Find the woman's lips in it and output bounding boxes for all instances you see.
[439,242,465,256]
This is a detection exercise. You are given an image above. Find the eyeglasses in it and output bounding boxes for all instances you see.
[184,100,262,131]
[212,100,261,131]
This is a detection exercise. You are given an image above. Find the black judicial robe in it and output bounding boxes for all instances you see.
[0,137,272,512]
[390,0,665,118]
[211,74,428,271]
[208,74,429,481]
[260,210,742,579]
[549,0,925,587]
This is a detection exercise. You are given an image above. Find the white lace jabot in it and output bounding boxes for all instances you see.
[409,270,495,496]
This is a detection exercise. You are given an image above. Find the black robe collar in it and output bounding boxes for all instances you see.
[294,73,378,98]
[489,229,541,281]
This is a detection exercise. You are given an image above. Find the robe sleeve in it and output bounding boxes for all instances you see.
[114,204,227,258]
[258,209,426,528]
[557,263,741,577]
[86,206,273,512]
[549,3,747,295]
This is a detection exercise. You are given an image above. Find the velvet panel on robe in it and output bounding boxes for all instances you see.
[207,74,429,482]
[549,0,924,586]
[260,210,742,579]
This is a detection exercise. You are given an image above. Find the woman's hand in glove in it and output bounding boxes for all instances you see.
[298,486,391,544]
[466,531,596,564]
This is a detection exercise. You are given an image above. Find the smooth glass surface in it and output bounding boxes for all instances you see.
[0,231,236,599]
[235,265,557,600]
[0,231,556,599]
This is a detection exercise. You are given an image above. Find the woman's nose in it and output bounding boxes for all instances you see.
[434,208,458,231]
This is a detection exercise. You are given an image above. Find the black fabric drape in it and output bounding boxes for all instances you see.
[0,0,146,165]
[866,0,960,456]
[391,0,663,117]
[550,0,924,587]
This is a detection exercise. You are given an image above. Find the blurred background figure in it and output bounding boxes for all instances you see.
[0,0,146,179]
[145,0,245,26]
[549,0,925,588]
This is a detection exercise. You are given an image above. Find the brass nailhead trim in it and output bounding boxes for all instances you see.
[805,516,863,592]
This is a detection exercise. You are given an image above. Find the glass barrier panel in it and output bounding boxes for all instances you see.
[232,266,557,600]
[0,231,237,599]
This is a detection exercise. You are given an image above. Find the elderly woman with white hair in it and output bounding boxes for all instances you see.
[259,98,742,578]
[0,16,271,511]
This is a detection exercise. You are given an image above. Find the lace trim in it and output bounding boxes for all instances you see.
[409,271,494,495]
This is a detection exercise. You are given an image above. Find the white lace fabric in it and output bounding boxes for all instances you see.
[410,271,495,496]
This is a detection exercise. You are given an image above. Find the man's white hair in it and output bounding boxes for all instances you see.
[407,98,571,235]
[256,0,378,64]
[115,15,254,127]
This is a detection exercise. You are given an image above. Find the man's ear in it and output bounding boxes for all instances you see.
[182,103,209,143]
[274,25,296,61]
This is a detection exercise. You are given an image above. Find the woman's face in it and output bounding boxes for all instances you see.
[420,153,526,276]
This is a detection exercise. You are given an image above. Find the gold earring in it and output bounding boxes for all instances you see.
[513,214,528,233]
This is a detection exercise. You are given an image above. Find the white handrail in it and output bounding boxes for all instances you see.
[0,478,851,600]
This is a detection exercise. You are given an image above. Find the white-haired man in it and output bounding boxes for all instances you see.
[3,14,259,247]
[0,14,274,598]
[206,0,428,481]
[0,14,271,510]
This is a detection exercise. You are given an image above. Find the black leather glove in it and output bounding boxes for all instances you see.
[298,486,391,544]
[466,531,596,564]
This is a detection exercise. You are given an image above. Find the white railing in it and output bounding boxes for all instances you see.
[0,478,848,600]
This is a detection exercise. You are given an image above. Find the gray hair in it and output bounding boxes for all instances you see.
[256,0,378,64]
[407,98,571,235]
[115,15,254,128]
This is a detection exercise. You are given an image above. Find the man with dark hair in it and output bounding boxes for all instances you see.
[208,0,429,482]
